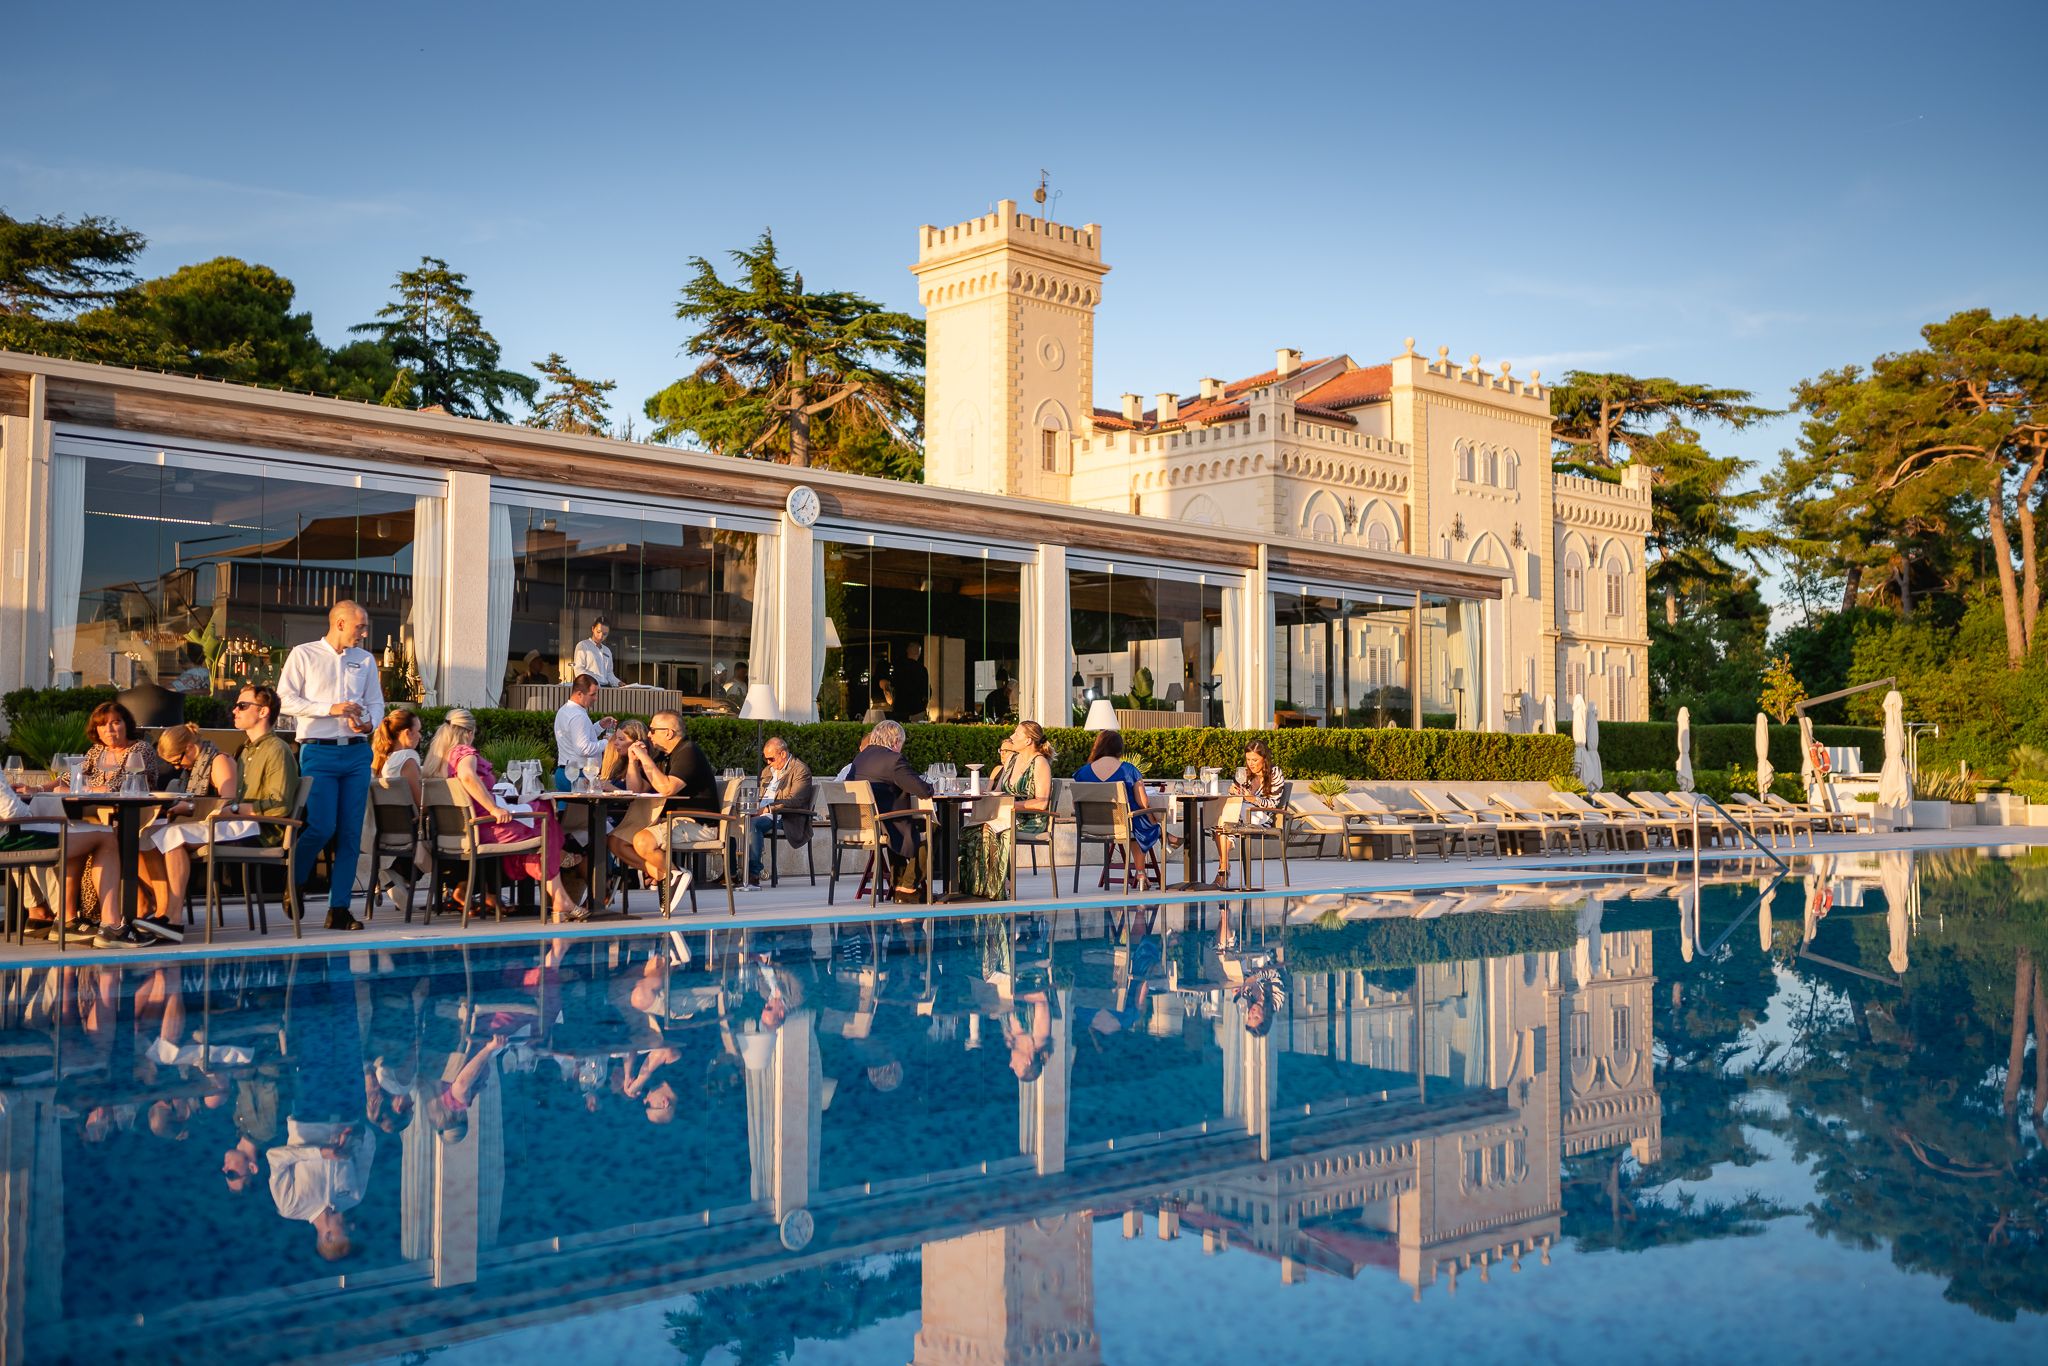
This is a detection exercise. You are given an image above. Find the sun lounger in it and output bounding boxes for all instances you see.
[1762,791,1868,834]
[1430,789,1572,855]
[1330,791,1468,860]
[1486,790,1602,853]
[1545,789,1658,850]
[1585,790,1688,847]
[1727,793,1819,847]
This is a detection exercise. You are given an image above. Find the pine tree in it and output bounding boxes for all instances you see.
[525,352,616,435]
[0,209,144,318]
[351,257,536,421]
[644,230,923,475]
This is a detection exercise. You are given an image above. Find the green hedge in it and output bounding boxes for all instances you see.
[395,709,1576,783]
[1284,909,1581,973]
[1601,766,1807,803]
[4,684,229,729]
[1580,720,1881,771]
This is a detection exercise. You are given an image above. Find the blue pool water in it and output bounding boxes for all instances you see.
[6,846,2048,1364]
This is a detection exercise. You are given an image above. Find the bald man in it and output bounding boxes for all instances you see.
[277,601,383,931]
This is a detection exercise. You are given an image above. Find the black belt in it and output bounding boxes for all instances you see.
[301,736,367,746]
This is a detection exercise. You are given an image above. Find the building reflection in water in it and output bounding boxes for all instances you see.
[0,882,1679,1364]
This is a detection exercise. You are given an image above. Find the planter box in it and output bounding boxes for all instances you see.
[1950,802,1979,827]
[1908,800,1952,830]
[2030,804,2048,828]
[1976,793,2026,825]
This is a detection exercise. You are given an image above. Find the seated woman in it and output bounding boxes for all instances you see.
[1,773,130,945]
[957,722,1055,899]
[1070,729,1162,887]
[1212,740,1285,891]
[423,709,580,922]
[370,709,428,913]
[598,721,661,885]
[139,723,258,940]
[76,700,164,793]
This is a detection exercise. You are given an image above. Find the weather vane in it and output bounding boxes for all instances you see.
[1033,170,1061,221]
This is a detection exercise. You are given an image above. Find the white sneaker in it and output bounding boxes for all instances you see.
[666,868,694,916]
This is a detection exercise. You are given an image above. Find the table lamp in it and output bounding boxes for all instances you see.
[1083,698,1118,731]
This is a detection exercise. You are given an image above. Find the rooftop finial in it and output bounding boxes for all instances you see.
[1402,336,1419,357]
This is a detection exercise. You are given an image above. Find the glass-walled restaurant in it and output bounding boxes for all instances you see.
[46,435,1501,732]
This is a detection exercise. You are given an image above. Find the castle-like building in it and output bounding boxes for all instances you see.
[911,199,1651,723]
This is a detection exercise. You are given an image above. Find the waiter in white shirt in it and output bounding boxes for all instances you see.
[277,600,382,932]
[572,619,620,687]
[553,672,617,789]
[267,1118,377,1261]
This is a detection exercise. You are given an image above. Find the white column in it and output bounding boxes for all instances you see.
[770,1012,819,1220]
[775,515,816,722]
[440,470,493,707]
[1482,596,1507,732]
[1242,546,1273,726]
[0,374,54,693]
[1029,543,1070,726]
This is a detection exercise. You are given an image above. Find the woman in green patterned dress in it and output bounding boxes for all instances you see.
[957,722,1055,899]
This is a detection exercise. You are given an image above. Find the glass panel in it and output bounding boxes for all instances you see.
[822,543,1020,724]
[1069,566,1219,727]
[501,508,757,708]
[1418,594,1485,729]
[1270,590,1415,728]
[69,457,424,697]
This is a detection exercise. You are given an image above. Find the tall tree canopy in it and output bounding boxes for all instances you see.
[1787,311,2048,667]
[118,256,329,388]
[525,352,615,435]
[644,231,924,476]
[352,257,536,421]
[1550,372,1775,475]
[0,209,144,318]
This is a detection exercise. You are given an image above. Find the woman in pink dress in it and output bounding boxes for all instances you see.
[423,709,582,922]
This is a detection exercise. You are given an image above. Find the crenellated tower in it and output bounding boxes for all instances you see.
[911,200,1107,500]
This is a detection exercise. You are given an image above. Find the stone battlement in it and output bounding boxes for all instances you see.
[916,198,1104,268]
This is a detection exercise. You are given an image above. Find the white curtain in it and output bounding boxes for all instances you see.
[1016,559,1041,724]
[1219,585,1244,729]
[1036,554,1072,727]
[809,543,827,722]
[408,494,445,704]
[48,455,85,685]
[484,503,514,707]
[748,535,779,712]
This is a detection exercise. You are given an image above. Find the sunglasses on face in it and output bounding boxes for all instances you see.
[233,701,259,712]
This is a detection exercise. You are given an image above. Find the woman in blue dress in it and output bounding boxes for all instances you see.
[1071,730,1162,887]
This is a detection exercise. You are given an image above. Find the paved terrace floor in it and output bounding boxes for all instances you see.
[6,824,2043,968]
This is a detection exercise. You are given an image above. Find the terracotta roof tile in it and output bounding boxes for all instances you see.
[1297,363,1392,410]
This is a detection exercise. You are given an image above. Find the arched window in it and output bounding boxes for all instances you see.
[1456,441,1475,482]
[1256,413,1267,433]
[1604,558,1626,619]
[1310,513,1337,543]
[1366,520,1392,552]
[1482,447,1499,486]
[1564,551,1586,614]
[1504,450,1520,491]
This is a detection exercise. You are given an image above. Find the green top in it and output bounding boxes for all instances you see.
[237,732,299,821]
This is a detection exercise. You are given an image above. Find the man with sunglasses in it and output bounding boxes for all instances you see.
[234,686,300,845]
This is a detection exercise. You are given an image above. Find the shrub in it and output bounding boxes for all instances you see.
[3,711,89,766]
[4,684,227,729]
[1583,720,1881,772]
[1601,766,1804,803]
[402,711,1576,784]
[1284,909,1580,973]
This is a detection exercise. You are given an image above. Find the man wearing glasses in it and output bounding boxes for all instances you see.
[621,711,717,891]
[277,601,382,931]
[234,686,300,845]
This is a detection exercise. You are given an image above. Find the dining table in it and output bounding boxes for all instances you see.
[539,789,664,915]
[58,790,173,927]
[923,793,981,901]
[1162,789,1230,891]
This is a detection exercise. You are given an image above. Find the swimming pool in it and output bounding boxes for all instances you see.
[7,845,2046,1363]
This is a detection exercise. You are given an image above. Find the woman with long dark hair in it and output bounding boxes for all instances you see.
[1212,740,1283,890]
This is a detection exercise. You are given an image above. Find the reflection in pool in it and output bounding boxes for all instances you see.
[5,847,2048,1363]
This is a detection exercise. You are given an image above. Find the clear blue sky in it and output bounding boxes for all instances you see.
[9,0,2046,509]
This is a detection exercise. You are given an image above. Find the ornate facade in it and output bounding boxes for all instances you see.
[914,199,1652,725]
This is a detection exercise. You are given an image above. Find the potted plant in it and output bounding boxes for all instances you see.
[1908,766,1975,830]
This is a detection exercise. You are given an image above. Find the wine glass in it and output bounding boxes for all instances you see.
[3,755,21,788]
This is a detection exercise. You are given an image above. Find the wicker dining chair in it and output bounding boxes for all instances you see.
[198,778,312,941]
